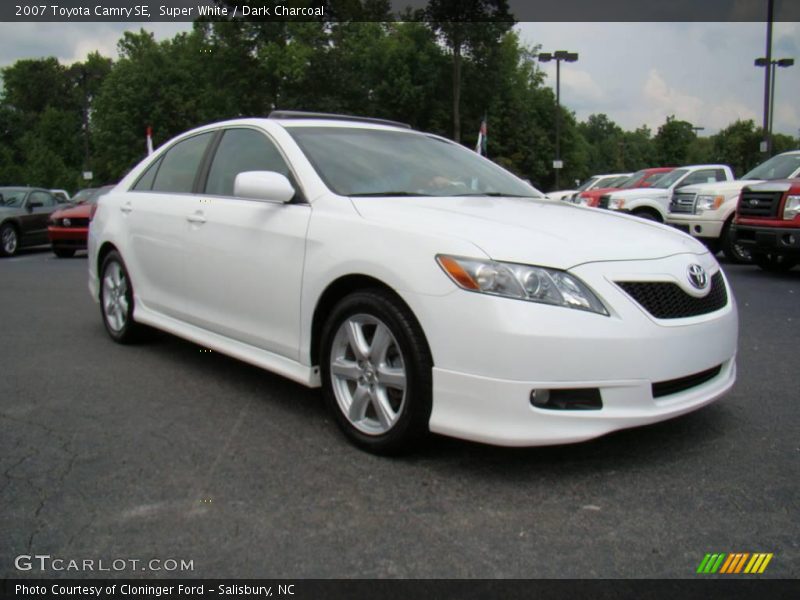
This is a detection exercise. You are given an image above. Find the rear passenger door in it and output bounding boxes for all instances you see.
[126,131,215,319]
[181,127,312,360]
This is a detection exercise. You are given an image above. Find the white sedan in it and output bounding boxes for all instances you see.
[88,112,738,453]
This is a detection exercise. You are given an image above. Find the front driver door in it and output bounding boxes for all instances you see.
[181,127,311,360]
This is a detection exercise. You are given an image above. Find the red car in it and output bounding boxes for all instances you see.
[48,185,114,258]
[576,167,674,208]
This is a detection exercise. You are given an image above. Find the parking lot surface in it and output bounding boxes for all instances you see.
[1,249,798,578]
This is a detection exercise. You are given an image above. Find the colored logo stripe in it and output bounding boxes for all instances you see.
[697,553,773,574]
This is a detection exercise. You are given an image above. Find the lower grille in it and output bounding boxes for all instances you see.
[598,194,611,209]
[670,192,696,214]
[652,365,722,398]
[737,190,782,218]
[616,271,727,319]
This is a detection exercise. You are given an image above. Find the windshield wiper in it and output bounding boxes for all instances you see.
[457,192,538,198]
[348,191,434,197]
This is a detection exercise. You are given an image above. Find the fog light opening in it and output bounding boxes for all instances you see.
[530,388,602,410]
[783,234,796,246]
[694,225,703,234]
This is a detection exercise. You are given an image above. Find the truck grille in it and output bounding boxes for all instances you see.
[670,192,696,214]
[737,189,783,218]
[616,271,727,319]
[598,194,610,209]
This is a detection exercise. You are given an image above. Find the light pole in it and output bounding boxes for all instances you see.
[755,57,795,155]
[539,50,578,190]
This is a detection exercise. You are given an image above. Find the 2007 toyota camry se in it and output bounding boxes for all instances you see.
[88,111,738,454]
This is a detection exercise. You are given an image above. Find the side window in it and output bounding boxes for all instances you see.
[29,191,56,207]
[682,170,715,186]
[132,156,163,191]
[205,128,292,197]
[714,168,727,182]
[151,132,214,193]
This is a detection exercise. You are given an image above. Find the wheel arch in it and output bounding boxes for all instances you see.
[309,274,432,368]
[96,241,119,278]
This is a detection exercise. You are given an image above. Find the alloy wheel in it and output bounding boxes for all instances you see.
[102,261,129,332]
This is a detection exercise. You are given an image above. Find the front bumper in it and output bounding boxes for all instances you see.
[665,215,724,240]
[48,226,89,249]
[733,223,800,257]
[406,253,738,446]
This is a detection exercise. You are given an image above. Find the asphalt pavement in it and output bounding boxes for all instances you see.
[1,248,798,579]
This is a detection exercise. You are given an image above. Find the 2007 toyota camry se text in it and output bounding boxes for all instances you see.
[87,111,738,454]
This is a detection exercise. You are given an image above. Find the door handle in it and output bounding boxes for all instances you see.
[187,212,206,224]
[120,202,132,214]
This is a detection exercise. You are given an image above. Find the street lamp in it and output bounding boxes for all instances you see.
[539,50,578,190]
[755,56,795,155]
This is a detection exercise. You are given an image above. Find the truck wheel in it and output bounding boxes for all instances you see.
[632,208,662,223]
[720,221,752,264]
[753,253,797,273]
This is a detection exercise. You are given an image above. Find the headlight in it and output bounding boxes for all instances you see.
[696,194,724,212]
[436,255,609,315]
[609,198,625,210]
[783,195,800,220]
[576,197,589,206]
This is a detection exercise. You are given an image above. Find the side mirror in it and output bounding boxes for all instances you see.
[234,171,295,203]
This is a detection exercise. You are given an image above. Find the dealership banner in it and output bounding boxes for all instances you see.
[1,0,799,23]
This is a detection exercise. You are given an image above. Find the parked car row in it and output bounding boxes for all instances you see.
[0,185,113,258]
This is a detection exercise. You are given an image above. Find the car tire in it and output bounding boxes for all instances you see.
[720,221,751,264]
[632,208,662,222]
[99,250,142,343]
[53,247,76,258]
[0,223,20,257]
[752,252,797,273]
[319,289,433,455]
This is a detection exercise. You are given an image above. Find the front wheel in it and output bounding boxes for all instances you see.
[632,208,662,222]
[100,251,143,343]
[753,253,797,273]
[320,289,432,454]
[720,222,751,264]
[0,223,19,257]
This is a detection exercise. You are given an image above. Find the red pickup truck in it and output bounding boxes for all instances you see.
[732,179,800,272]
[575,167,674,208]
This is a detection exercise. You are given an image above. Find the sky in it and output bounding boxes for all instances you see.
[0,21,797,137]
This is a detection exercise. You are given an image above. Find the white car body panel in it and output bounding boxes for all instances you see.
[88,117,739,447]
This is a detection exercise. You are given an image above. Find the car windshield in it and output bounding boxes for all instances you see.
[71,188,98,204]
[620,171,649,189]
[651,168,689,189]
[603,175,631,188]
[287,127,543,198]
[0,188,28,208]
[742,154,800,180]
[576,176,600,192]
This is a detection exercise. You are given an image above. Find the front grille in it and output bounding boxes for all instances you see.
[670,192,696,214]
[737,190,783,218]
[616,271,727,319]
[652,365,722,398]
[598,194,611,209]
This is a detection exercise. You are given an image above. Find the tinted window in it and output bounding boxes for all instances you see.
[133,156,162,191]
[205,128,291,197]
[151,133,214,193]
[29,191,56,207]
[681,169,722,187]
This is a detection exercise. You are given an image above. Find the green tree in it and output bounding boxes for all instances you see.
[655,115,696,166]
[708,120,761,177]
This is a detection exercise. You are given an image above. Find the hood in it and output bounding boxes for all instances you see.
[608,187,668,200]
[677,179,761,196]
[352,195,706,270]
[52,204,94,219]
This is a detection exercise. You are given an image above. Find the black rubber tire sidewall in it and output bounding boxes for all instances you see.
[721,221,752,264]
[319,289,433,455]
[0,223,19,257]
[99,251,140,343]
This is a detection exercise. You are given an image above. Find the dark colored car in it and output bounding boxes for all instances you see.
[0,187,66,257]
[48,185,115,258]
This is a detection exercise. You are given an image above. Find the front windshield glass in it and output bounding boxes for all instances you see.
[576,176,600,192]
[742,154,800,180]
[287,127,542,198]
[71,188,98,204]
[0,188,28,208]
[651,168,688,189]
[620,170,648,189]
[603,175,630,188]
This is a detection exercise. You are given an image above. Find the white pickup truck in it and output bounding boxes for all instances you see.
[603,164,734,223]
[665,151,800,263]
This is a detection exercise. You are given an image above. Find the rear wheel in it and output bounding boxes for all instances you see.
[720,221,751,264]
[320,289,432,454]
[753,253,797,273]
[53,247,75,258]
[0,223,19,257]
[100,251,142,343]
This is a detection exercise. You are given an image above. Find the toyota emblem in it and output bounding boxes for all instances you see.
[687,264,708,290]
